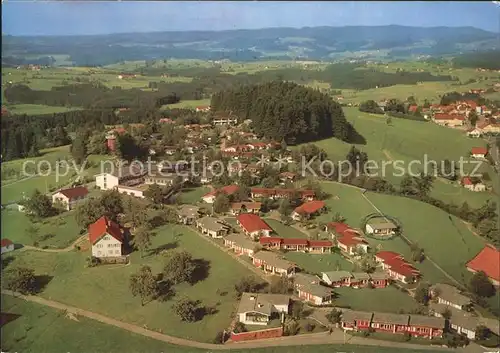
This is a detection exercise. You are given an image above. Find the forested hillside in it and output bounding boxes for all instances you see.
[211,81,354,144]
[452,50,500,70]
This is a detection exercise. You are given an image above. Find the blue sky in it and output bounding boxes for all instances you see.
[2,1,499,36]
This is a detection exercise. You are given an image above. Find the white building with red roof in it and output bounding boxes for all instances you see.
[237,214,272,240]
[89,216,124,258]
[471,147,488,159]
[461,177,486,192]
[432,113,465,127]
[466,245,500,286]
[291,200,326,221]
[201,185,240,204]
[52,186,89,211]
[1,239,15,254]
[195,105,211,113]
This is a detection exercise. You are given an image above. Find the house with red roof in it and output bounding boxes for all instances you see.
[281,238,309,252]
[291,200,326,221]
[1,239,15,254]
[408,105,418,113]
[258,237,333,253]
[461,177,486,192]
[471,147,488,159]
[325,222,361,237]
[195,106,211,113]
[202,185,240,204]
[375,251,420,284]
[89,216,124,258]
[466,245,500,286]
[52,186,89,211]
[237,214,272,240]
[432,113,465,127]
[336,234,369,255]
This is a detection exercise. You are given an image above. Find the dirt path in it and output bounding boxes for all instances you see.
[19,235,87,253]
[1,290,449,351]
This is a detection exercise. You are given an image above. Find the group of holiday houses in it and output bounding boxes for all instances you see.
[341,310,445,340]
[375,251,421,284]
[259,237,334,253]
[321,270,389,289]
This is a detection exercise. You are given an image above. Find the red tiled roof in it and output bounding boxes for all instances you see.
[462,177,473,186]
[259,237,283,244]
[375,251,403,262]
[466,245,500,281]
[203,185,240,198]
[308,240,334,247]
[337,234,368,247]
[387,261,421,277]
[88,216,123,245]
[326,222,360,236]
[471,147,488,155]
[237,214,272,233]
[294,200,326,215]
[1,239,13,247]
[408,105,418,112]
[434,113,465,121]
[56,186,89,199]
[282,238,309,246]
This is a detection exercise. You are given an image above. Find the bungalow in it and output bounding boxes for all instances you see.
[281,238,309,252]
[341,310,373,331]
[448,315,483,340]
[466,245,500,286]
[89,216,124,258]
[236,292,290,326]
[237,213,272,240]
[471,147,488,159]
[371,312,409,334]
[116,184,148,199]
[462,177,486,192]
[321,271,353,287]
[144,175,175,187]
[201,185,240,204]
[336,234,369,255]
[407,315,445,339]
[230,202,262,216]
[259,236,283,249]
[252,251,297,277]
[307,240,334,254]
[350,272,371,288]
[195,216,230,238]
[1,239,15,254]
[177,205,201,225]
[291,200,326,221]
[293,272,321,288]
[376,251,421,284]
[369,271,390,288]
[466,128,482,138]
[52,186,89,211]
[365,219,397,237]
[224,234,257,257]
[296,283,334,305]
[430,283,472,311]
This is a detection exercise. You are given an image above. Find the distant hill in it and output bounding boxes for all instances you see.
[2,25,498,66]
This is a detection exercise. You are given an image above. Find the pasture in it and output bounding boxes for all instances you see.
[1,223,255,343]
[4,104,83,115]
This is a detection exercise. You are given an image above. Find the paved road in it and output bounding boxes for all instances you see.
[1,290,451,351]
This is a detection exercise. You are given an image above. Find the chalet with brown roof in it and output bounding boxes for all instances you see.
[89,216,124,258]
[52,186,89,211]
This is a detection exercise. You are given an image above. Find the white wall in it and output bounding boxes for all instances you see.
[92,234,122,258]
[96,174,119,190]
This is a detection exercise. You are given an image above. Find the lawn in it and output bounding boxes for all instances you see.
[284,251,353,275]
[310,107,494,208]
[1,294,448,353]
[5,104,83,115]
[178,186,210,204]
[1,209,82,248]
[334,286,422,314]
[265,219,309,239]
[161,98,211,110]
[2,223,255,343]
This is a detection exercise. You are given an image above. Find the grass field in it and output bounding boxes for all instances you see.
[311,107,494,208]
[2,223,255,343]
[178,186,210,204]
[335,286,422,314]
[1,209,82,248]
[1,295,448,353]
[161,98,211,110]
[284,251,353,274]
[5,104,83,115]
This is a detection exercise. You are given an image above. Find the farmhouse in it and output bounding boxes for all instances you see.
[365,219,397,236]
[236,292,290,326]
[195,216,230,238]
[432,113,465,127]
[51,186,89,211]
[471,147,488,159]
[1,239,15,254]
[252,251,296,276]
[237,214,272,239]
[341,310,373,331]
[230,202,262,215]
[370,312,409,334]
[89,216,124,258]
[177,205,201,225]
[466,245,500,286]
[224,234,257,257]
[201,185,240,203]
[430,283,471,311]
[291,200,326,221]
[461,177,486,192]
